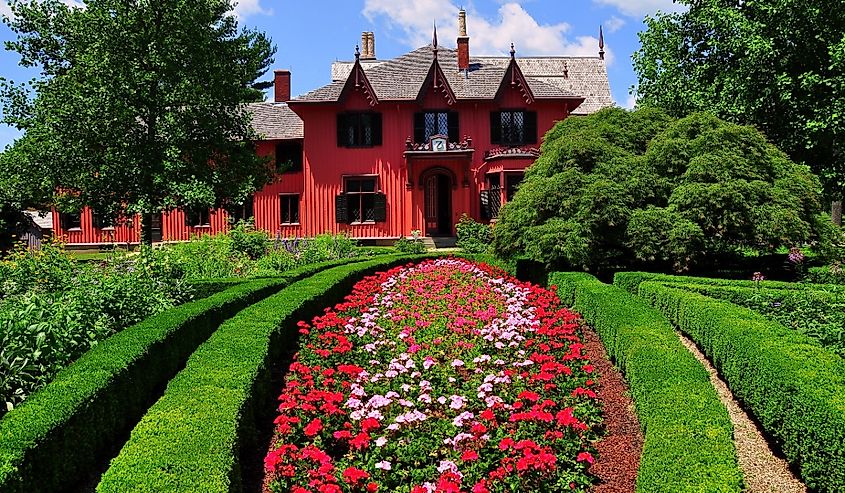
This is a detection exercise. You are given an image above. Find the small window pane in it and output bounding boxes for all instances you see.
[361,178,376,193]
[362,194,375,222]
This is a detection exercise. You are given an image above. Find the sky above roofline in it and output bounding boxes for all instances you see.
[0,0,684,150]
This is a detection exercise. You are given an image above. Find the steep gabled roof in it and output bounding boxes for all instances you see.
[296,46,586,104]
[417,57,457,105]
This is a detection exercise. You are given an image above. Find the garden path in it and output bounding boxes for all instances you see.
[676,333,806,493]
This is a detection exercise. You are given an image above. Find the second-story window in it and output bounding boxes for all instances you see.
[414,111,459,143]
[490,110,538,146]
[275,141,303,173]
[337,112,382,147]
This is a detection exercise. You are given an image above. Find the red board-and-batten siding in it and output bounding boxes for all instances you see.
[284,81,573,239]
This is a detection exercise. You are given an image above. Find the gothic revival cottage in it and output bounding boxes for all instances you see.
[53,10,612,245]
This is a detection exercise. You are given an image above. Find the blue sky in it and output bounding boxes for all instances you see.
[0,0,683,150]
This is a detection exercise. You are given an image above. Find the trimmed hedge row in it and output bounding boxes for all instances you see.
[0,256,368,493]
[614,271,845,295]
[637,282,845,492]
[549,272,743,493]
[188,278,249,299]
[96,255,428,493]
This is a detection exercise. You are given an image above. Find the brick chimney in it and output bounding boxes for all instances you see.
[457,9,469,71]
[274,70,291,102]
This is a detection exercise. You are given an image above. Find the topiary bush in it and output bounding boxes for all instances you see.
[494,108,841,272]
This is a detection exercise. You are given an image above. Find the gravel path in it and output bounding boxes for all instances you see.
[582,326,644,493]
[675,333,807,493]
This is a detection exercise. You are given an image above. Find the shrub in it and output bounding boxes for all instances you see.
[549,272,743,493]
[613,271,845,295]
[0,246,191,413]
[495,108,838,272]
[807,264,845,284]
[637,282,845,492]
[228,221,270,260]
[95,255,425,493]
[455,213,492,253]
[394,236,426,254]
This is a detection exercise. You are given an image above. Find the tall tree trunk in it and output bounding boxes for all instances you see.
[141,212,154,246]
[833,200,843,227]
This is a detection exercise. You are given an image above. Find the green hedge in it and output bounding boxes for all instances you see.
[0,257,367,493]
[637,282,845,492]
[614,271,845,294]
[96,255,428,493]
[807,265,845,285]
[549,272,743,493]
[188,278,249,299]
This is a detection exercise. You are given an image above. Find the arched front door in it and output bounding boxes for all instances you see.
[424,172,453,236]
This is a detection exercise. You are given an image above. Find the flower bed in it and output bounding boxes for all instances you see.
[264,258,601,493]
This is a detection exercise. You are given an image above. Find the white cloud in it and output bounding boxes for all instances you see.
[624,93,637,109]
[604,16,625,33]
[593,0,685,17]
[1,1,12,18]
[363,1,610,61]
[232,0,271,19]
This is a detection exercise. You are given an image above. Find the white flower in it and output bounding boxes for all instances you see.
[375,460,392,470]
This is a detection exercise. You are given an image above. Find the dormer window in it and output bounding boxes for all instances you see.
[337,112,382,147]
[414,111,459,143]
[490,110,537,146]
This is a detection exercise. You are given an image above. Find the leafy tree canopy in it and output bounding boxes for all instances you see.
[0,0,276,242]
[493,108,841,272]
[633,0,845,202]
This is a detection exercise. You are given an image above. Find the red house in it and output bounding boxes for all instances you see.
[53,10,612,245]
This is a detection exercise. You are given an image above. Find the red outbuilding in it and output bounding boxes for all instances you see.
[52,10,612,245]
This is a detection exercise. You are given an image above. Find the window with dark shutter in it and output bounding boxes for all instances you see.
[186,208,210,227]
[373,193,387,222]
[275,142,303,173]
[335,194,349,223]
[506,173,524,202]
[92,211,114,229]
[342,176,379,223]
[416,111,458,144]
[61,212,82,230]
[337,113,382,147]
[490,110,536,146]
[280,194,299,224]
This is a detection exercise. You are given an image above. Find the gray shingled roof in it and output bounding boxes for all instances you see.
[322,46,612,114]
[247,102,303,140]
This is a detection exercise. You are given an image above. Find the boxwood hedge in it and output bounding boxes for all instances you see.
[0,257,367,493]
[96,255,428,493]
[637,281,845,492]
[614,271,845,295]
[549,272,743,493]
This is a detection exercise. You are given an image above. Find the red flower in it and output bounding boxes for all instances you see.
[342,466,369,485]
[366,482,379,492]
[304,418,323,437]
[461,450,479,461]
[577,452,595,464]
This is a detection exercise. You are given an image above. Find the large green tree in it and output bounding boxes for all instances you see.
[633,0,845,223]
[493,108,840,272]
[1,0,276,243]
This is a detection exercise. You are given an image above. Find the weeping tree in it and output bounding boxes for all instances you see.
[494,108,841,272]
[1,0,276,244]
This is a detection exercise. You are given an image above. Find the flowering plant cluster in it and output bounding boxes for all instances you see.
[264,258,601,493]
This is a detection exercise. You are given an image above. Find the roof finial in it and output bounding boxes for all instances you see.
[510,42,515,59]
[355,44,360,61]
[599,26,605,60]
[433,21,439,59]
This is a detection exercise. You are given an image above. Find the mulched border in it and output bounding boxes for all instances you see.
[582,325,644,493]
